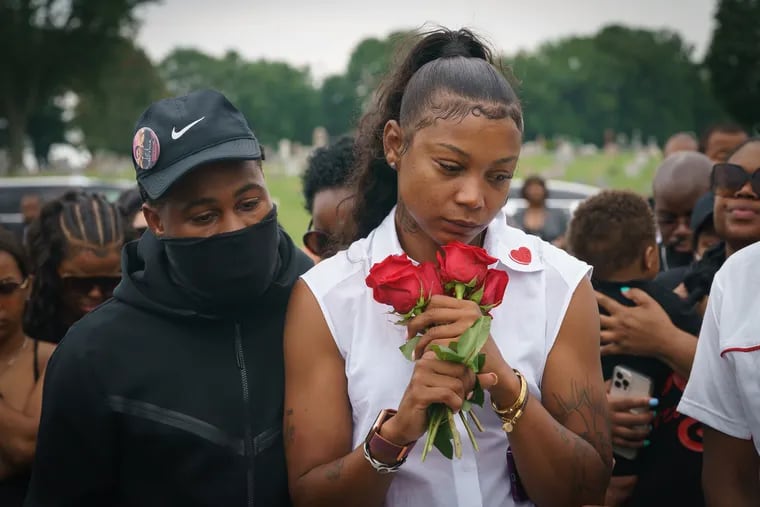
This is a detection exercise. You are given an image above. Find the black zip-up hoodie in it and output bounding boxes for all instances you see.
[25,228,312,507]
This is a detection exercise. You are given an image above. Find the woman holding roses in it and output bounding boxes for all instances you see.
[284,28,612,507]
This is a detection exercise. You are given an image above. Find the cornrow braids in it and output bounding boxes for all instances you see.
[24,191,125,343]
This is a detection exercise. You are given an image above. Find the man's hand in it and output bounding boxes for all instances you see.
[595,288,676,358]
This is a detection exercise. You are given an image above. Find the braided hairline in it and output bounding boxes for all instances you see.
[24,191,124,342]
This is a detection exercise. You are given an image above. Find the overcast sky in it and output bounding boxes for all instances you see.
[136,0,717,79]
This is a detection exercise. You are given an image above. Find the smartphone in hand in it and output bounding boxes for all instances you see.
[610,365,653,460]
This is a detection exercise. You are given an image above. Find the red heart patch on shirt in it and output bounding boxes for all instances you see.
[509,247,532,265]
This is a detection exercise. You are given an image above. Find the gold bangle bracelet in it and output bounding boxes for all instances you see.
[491,369,530,433]
[491,369,527,416]
[501,403,527,433]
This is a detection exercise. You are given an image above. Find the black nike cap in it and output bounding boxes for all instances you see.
[131,89,262,200]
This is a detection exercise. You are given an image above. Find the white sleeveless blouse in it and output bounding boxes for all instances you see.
[302,208,591,507]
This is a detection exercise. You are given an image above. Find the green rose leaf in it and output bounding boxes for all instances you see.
[470,384,485,407]
[430,344,465,363]
[399,335,422,361]
[433,417,454,460]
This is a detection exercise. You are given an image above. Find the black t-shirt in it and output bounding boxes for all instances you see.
[655,265,690,291]
[658,243,693,272]
[0,474,29,507]
[594,278,704,507]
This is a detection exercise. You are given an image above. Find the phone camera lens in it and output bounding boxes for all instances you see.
[623,380,630,388]
[616,372,623,379]
[614,381,622,388]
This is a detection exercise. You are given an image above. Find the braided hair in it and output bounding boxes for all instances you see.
[24,191,124,342]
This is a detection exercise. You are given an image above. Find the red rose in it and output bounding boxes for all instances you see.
[437,242,498,286]
[418,261,444,300]
[366,254,422,313]
[480,269,509,308]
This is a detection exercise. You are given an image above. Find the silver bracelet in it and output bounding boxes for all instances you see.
[362,440,405,474]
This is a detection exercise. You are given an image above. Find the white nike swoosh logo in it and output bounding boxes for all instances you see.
[171,116,205,140]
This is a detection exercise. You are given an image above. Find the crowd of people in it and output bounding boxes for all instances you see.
[0,27,758,507]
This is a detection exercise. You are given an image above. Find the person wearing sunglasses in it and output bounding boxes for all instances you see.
[26,90,312,507]
[0,230,55,507]
[301,136,355,261]
[674,137,760,313]
[712,138,760,254]
[24,191,124,344]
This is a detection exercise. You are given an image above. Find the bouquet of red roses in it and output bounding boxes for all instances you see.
[365,242,509,460]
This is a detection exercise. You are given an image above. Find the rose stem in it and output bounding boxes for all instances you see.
[420,419,435,462]
[459,411,479,452]
[448,408,462,459]
[421,406,443,462]
[469,409,485,433]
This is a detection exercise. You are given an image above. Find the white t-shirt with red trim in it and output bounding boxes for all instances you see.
[678,240,760,453]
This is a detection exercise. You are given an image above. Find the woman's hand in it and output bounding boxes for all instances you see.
[405,295,505,381]
[380,351,476,445]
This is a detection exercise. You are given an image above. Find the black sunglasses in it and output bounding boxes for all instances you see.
[303,219,330,258]
[61,276,121,298]
[712,163,760,196]
[0,279,29,296]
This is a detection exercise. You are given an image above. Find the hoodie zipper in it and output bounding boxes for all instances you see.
[235,323,255,507]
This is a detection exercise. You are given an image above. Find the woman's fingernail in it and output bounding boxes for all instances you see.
[411,350,416,361]
[621,286,631,293]
[648,398,659,407]
[466,391,474,400]
[490,373,499,386]
[644,440,651,447]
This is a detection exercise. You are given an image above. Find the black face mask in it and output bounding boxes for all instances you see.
[161,206,281,312]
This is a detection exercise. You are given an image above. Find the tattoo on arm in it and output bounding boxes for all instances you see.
[395,203,420,234]
[284,408,295,449]
[325,458,345,482]
[551,377,613,466]
[550,377,613,498]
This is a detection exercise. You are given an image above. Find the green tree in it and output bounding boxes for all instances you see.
[160,50,320,145]
[345,31,413,109]
[316,30,412,137]
[75,40,168,154]
[510,25,723,144]
[0,0,157,174]
[319,74,358,137]
[705,0,760,131]
[27,98,66,169]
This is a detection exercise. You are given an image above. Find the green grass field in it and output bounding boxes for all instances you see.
[265,172,311,246]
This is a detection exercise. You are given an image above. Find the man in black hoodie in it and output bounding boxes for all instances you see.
[25,89,312,506]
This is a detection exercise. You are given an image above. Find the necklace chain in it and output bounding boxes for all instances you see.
[0,338,29,377]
